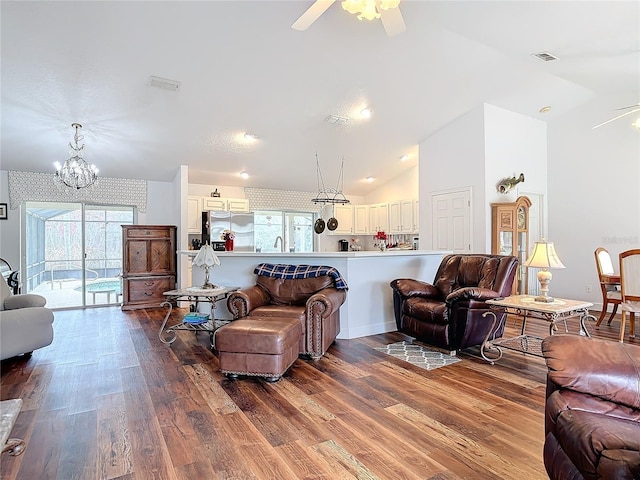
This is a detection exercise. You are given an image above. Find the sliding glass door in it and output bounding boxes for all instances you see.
[24,202,134,309]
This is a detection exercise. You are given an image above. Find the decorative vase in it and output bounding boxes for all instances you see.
[225,239,234,251]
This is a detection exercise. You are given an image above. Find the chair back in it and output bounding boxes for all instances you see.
[433,254,519,298]
[595,247,615,277]
[0,273,12,308]
[620,249,640,304]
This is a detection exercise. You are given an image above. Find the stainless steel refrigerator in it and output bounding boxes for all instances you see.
[203,211,255,252]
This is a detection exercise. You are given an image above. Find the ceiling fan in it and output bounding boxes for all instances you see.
[592,103,640,129]
[292,0,406,37]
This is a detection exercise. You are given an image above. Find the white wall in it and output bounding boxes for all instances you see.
[420,105,486,250]
[547,95,640,304]
[0,171,20,268]
[364,166,418,204]
[419,104,548,253]
[483,104,548,247]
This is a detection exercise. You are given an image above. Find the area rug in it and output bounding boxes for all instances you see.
[374,341,460,371]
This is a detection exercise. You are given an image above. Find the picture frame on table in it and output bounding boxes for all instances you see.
[0,203,7,220]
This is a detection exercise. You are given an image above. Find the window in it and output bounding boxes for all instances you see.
[254,211,314,253]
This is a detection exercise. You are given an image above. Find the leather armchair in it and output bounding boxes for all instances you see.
[227,267,347,360]
[542,334,640,479]
[390,254,518,352]
[0,274,54,360]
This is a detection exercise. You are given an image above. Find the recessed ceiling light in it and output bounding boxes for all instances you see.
[243,133,258,141]
[240,172,249,179]
[400,154,409,161]
[539,106,552,114]
[366,176,375,183]
[360,107,373,118]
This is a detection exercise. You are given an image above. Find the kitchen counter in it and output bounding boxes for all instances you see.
[181,249,447,339]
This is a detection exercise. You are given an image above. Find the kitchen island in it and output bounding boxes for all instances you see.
[182,250,447,339]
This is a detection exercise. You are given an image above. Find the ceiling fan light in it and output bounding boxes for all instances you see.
[379,0,401,10]
[342,0,380,20]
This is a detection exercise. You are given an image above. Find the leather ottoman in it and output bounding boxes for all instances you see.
[214,317,302,382]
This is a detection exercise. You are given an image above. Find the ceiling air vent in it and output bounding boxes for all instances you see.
[532,52,558,62]
[148,76,181,91]
[325,114,349,125]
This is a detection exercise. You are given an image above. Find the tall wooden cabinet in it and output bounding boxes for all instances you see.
[491,196,531,295]
[121,225,176,310]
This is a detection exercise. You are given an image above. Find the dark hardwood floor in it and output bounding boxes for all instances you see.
[1,306,636,480]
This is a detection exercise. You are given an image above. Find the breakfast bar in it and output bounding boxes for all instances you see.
[181,250,446,339]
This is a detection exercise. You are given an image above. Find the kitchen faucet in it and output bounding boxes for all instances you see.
[274,236,284,252]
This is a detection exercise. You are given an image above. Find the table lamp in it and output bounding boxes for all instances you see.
[525,238,565,303]
[192,243,220,289]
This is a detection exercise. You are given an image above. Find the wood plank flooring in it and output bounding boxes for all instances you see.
[1,307,636,479]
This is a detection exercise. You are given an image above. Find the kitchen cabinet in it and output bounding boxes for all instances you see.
[389,200,415,234]
[491,195,531,295]
[353,205,369,235]
[121,225,176,310]
[329,204,353,235]
[202,197,250,212]
[187,196,202,234]
[368,203,389,233]
[413,200,419,232]
[203,197,227,211]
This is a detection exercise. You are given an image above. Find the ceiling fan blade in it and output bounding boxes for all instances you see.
[292,0,336,31]
[380,5,406,37]
[614,103,640,111]
[592,108,640,129]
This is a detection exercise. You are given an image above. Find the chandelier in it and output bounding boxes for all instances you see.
[54,123,98,190]
[341,0,401,21]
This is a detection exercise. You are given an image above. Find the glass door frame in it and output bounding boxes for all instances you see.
[20,201,136,309]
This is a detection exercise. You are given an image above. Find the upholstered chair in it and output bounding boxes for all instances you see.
[227,264,347,360]
[390,254,518,353]
[0,274,54,360]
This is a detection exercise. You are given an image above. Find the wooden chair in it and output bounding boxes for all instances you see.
[594,247,622,326]
[618,249,640,342]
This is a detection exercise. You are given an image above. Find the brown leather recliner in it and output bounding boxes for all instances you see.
[542,334,640,480]
[390,254,518,352]
[226,265,347,360]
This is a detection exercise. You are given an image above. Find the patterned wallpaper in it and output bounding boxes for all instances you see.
[8,171,148,212]
[245,187,323,213]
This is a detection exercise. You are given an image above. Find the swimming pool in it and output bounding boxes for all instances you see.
[75,279,122,304]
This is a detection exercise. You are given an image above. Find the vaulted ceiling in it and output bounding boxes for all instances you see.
[1,1,638,196]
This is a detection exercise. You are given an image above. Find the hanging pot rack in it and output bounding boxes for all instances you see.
[311,154,350,205]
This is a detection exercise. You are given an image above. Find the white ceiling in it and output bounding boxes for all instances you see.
[1,1,638,196]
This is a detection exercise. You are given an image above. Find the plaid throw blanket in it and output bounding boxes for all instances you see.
[253,263,348,290]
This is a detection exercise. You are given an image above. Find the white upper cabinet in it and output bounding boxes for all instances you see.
[330,204,353,235]
[353,205,369,235]
[389,200,415,233]
[187,196,202,234]
[368,203,389,233]
[202,197,249,212]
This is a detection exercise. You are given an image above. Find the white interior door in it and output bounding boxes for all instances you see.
[431,189,472,253]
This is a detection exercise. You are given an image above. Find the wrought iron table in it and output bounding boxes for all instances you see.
[480,295,596,364]
[158,286,239,349]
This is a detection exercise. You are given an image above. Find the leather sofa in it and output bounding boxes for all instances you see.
[226,264,347,360]
[390,254,518,352]
[0,273,54,360]
[542,334,640,480]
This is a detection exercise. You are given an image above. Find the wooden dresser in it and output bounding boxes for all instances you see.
[121,225,176,310]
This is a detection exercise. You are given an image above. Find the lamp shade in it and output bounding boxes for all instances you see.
[192,243,220,268]
[525,239,565,269]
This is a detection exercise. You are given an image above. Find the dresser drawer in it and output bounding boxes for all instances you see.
[125,227,172,239]
[123,276,175,307]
